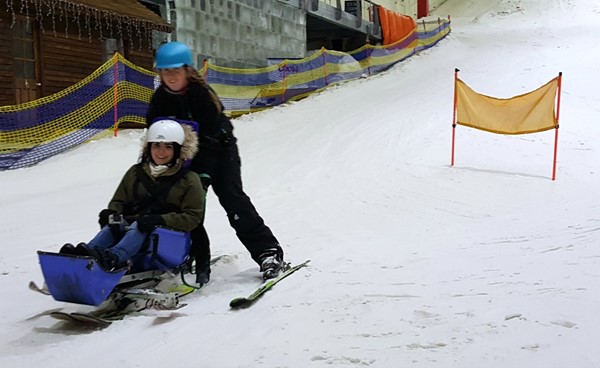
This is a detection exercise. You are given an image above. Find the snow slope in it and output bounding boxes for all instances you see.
[1,0,600,367]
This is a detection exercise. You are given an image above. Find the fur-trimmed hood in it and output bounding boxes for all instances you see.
[141,123,199,163]
[178,124,199,161]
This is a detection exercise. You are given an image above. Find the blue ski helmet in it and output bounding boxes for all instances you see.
[154,41,194,69]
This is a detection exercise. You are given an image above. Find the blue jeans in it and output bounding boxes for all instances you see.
[87,221,149,263]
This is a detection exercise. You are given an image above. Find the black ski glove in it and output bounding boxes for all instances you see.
[98,209,117,228]
[136,215,165,233]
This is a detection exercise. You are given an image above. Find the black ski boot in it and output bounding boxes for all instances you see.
[93,248,125,272]
[59,242,91,256]
[74,242,91,256]
[194,258,211,287]
[259,252,288,280]
[98,250,117,271]
[59,243,76,254]
[195,266,211,287]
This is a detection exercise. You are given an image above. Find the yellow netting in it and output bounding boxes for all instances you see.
[0,53,155,168]
[0,18,451,170]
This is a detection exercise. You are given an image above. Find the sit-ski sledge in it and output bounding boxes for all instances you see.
[35,227,198,316]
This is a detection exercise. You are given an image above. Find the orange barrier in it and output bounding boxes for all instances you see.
[378,6,417,45]
[379,7,391,45]
[397,14,416,41]
[387,8,397,43]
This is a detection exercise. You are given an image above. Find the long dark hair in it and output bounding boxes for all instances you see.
[187,67,223,114]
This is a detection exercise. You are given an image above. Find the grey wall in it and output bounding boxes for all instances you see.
[376,0,449,18]
[171,0,306,68]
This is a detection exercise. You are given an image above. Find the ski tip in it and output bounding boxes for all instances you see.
[291,259,311,267]
[29,280,51,295]
[229,297,250,309]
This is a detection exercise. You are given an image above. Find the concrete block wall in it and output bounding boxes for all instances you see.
[171,0,306,68]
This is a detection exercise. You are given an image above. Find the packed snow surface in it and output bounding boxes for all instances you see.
[1,0,600,367]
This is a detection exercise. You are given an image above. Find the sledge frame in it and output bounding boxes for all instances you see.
[37,227,192,306]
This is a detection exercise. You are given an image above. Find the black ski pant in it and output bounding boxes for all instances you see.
[191,140,283,266]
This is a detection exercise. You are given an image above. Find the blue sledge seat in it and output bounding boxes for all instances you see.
[37,227,192,306]
[130,226,192,272]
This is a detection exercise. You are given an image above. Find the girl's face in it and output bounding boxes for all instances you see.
[150,142,176,165]
[159,67,188,92]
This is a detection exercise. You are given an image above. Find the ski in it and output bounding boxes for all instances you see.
[29,281,51,295]
[70,312,117,326]
[50,304,142,327]
[229,259,310,309]
[50,311,115,327]
[45,256,228,327]
[49,284,195,327]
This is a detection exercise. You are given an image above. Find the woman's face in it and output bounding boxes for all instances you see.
[159,67,188,92]
[150,142,176,165]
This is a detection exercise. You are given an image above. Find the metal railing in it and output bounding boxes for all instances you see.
[318,0,379,23]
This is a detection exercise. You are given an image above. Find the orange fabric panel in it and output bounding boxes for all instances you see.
[396,14,416,42]
[456,78,559,134]
[388,10,398,42]
[378,6,416,45]
[378,7,391,45]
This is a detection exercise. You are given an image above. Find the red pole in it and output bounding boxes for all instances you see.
[203,59,208,80]
[451,68,459,166]
[112,53,119,137]
[552,72,563,181]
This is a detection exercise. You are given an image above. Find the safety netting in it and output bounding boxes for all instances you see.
[0,18,450,170]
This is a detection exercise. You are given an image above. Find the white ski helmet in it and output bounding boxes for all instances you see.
[147,119,185,145]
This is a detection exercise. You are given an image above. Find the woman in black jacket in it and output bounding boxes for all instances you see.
[146,41,286,282]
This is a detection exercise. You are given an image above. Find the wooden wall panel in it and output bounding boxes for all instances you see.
[0,5,158,105]
[0,10,16,106]
[125,38,155,71]
[40,20,104,96]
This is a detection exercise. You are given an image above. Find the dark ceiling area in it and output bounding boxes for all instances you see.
[306,13,380,51]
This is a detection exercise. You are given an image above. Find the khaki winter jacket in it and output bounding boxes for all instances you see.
[105,124,204,232]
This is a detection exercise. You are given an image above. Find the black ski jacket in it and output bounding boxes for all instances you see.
[146,81,237,174]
